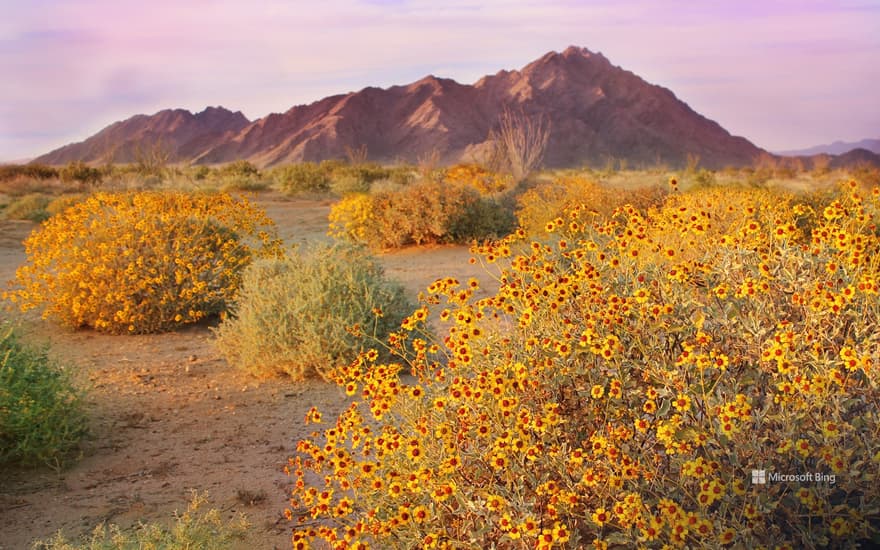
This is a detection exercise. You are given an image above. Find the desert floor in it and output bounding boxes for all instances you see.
[0,193,497,549]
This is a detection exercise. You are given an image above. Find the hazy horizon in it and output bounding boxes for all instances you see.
[3,0,879,162]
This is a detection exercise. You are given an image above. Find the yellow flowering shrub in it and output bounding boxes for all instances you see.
[328,181,514,249]
[516,175,667,236]
[288,181,880,548]
[6,191,281,334]
[442,163,513,196]
[328,192,374,244]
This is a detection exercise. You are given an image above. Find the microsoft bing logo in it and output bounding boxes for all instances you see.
[752,469,766,485]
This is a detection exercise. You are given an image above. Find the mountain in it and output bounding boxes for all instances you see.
[777,138,880,157]
[35,47,764,169]
[829,148,880,169]
[36,106,250,165]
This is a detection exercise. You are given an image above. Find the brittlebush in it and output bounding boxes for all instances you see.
[516,175,667,237]
[443,163,513,196]
[289,180,880,549]
[6,191,281,334]
[328,180,514,250]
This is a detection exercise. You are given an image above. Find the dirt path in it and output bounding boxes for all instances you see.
[0,195,498,549]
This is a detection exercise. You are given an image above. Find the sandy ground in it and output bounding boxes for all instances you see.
[0,193,496,549]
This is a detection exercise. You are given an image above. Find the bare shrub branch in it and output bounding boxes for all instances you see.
[489,107,551,181]
[417,149,441,180]
[134,138,174,175]
[345,144,369,165]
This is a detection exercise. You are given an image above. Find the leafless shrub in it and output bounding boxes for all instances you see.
[489,107,551,181]
[134,138,174,175]
[417,149,441,180]
[345,144,369,165]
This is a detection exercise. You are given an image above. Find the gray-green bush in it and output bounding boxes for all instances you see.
[32,491,249,549]
[59,161,102,186]
[272,161,334,194]
[213,243,413,380]
[1,193,52,222]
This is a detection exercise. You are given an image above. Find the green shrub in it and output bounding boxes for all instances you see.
[273,161,410,196]
[1,193,51,222]
[0,324,87,467]
[219,160,259,179]
[214,243,413,380]
[273,162,333,194]
[59,162,102,186]
[0,164,59,183]
[192,165,213,181]
[329,173,370,196]
[33,491,249,549]
[215,161,269,192]
[449,194,517,241]
[220,178,270,192]
[691,168,717,187]
[331,163,393,190]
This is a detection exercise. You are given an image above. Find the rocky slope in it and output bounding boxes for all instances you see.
[35,47,764,169]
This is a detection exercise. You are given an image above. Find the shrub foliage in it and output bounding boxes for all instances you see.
[516,175,667,236]
[1,193,52,222]
[6,191,281,334]
[34,491,249,549]
[0,324,87,467]
[0,163,59,183]
[214,243,413,381]
[329,180,514,249]
[59,161,102,186]
[442,163,514,195]
[289,181,880,548]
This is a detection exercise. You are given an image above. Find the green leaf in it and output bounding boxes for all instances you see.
[658,398,671,417]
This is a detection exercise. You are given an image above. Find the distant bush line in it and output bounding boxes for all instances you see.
[2,159,878,252]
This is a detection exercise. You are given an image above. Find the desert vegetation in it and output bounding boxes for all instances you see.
[214,243,414,381]
[328,175,515,249]
[5,191,282,334]
[2,159,880,548]
[289,178,880,548]
[32,492,250,549]
[0,322,87,468]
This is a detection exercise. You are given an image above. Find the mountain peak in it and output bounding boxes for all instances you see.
[533,46,607,63]
[521,46,612,78]
[197,105,237,117]
[194,105,250,127]
[562,45,596,57]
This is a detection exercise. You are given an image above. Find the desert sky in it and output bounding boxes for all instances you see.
[1,0,878,161]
